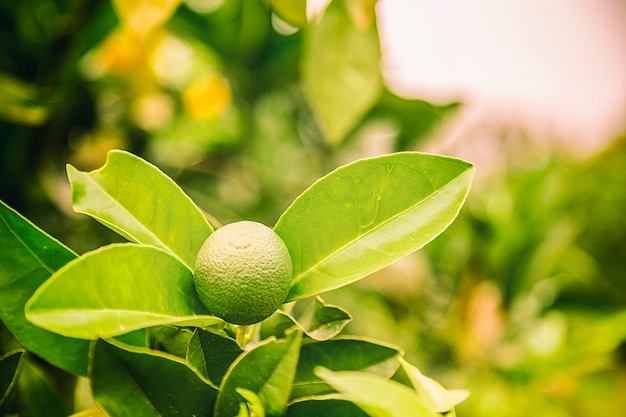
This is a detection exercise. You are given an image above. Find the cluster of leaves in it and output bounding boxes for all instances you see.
[332,139,626,416]
[0,0,457,224]
[1,150,474,416]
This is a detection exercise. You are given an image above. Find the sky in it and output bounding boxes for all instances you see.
[376,0,626,157]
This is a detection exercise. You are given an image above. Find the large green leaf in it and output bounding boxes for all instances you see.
[216,330,302,417]
[0,201,89,375]
[0,350,23,406]
[275,152,475,301]
[301,0,382,145]
[316,368,437,417]
[67,150,213,271]
[25,244,223,339]
[91,339,216,417]
[292,337,402,399]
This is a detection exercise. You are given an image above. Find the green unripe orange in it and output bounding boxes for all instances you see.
[193,221,293,325]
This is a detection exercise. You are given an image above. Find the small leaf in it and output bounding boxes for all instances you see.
[399,358,469,414]
[269,0,307,27]
[286,396,369,416]
[215,329,302,417]
[187,329,243,386]
[148,326,194,357]
[236,388,266,417]
[260,311,299,340]
[67,150,213,271]
[275,152,474,301]
[26,244,223,339]
[296,296,351,340]
[91,339,216,417]
[301,0,382,144]
[0,350,23,406]
[112,0,182,38]
[292,337,401,399]
[0,201,89,375]
[316,368,437,417]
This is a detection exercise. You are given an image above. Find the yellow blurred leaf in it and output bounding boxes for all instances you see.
[182,75,232,121]
[344,0,378,30]
[112,0,183,38]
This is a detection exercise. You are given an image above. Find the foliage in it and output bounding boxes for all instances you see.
[1,149,474,415]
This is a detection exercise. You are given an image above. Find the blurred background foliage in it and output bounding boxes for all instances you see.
[1,0,625,416]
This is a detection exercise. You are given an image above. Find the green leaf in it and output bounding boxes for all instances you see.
[292,337,402,399]
[315,368,437,417]
[67,150,213,271]
[275,152,475,301]
[295,296,351,340]
[187,329,243,386]
[25,244,223,339]
[286,397,369,417]
[0,201,90,375]
[91,339,216,417]
[399,358,469,414]
[269,0,307,27]
[0,350,23,406]
[301,0,382,145]
[216,329,302,417]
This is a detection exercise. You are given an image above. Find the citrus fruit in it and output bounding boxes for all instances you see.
[193,221,293,325]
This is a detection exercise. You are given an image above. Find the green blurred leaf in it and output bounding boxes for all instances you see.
[316,367,437,417]
[0,201,90,375]
[112,0,182,37]
[370,90,460,151]
[399,358,468,414]
[275,152,475,301]
[68,408,107,417]
[0,72,50,126]
[287,397,369,416]
[301,0,382,144]
[187,329,243,386]
[292,337,401,399]
[14,355,72,417]
[296,296,351,340]
[67,150,213,271]
[216,330,302,417]
[344,0,377,30]
[0,350,23,406]
[91,338,216,417]
[269,0,307,27]
[25,244,222,339]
